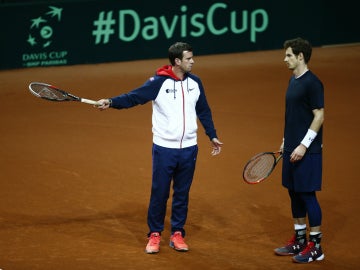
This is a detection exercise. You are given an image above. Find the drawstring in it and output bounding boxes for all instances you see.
[173,80,176,99]
[173,77,188,99]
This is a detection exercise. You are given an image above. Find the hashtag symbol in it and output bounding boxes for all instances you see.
[92,11,115,44]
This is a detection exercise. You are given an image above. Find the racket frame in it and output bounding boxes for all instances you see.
[243,151,283,184]
[28,82,99,105]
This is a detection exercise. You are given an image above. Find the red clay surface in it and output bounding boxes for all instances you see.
[0,45,359,270]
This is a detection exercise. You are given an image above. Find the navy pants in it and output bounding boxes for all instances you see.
[288,190,322,227]
[282,151,323,227]
[147,144,198,236]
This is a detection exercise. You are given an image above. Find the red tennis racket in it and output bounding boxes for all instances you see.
[243,151,283,184]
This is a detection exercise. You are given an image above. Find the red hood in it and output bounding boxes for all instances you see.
[156,65,181,80]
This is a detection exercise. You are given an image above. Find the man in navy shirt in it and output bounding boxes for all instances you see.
[274,37,325,264]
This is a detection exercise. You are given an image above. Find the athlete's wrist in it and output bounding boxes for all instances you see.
[301,129,317,148]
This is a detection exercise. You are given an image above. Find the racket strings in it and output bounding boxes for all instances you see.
[31,84,66,101]
[39,87,62,100]
[244,154,275,182]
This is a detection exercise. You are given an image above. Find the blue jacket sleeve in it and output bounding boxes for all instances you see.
[193,75,218,140]
[110,76,164,109]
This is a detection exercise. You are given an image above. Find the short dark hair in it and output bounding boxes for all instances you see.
[168,42,193,65]
[283,37,312,64]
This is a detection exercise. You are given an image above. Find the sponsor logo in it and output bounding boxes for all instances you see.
[23,6,68,67]
[166,89,177,94]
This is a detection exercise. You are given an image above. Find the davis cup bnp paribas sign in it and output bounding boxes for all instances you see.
[1,1,272,70]
[24,6,68,67]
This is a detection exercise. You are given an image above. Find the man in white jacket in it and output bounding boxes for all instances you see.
[96,42,223,254]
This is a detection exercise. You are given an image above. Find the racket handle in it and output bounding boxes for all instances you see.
[81,98,100,105]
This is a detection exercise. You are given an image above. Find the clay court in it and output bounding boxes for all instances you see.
[0,44,359,269]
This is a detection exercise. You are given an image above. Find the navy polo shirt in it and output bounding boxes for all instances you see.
[283,70,324,153]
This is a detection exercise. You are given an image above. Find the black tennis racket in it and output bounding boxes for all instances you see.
[28,82,99,105]
[243,151,283,184]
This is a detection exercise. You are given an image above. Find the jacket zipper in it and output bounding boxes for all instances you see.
[180,81,185,148]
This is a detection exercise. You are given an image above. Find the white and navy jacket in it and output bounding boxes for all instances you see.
[110,65,218,149]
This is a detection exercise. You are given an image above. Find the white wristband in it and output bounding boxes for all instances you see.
[301,129,317,148]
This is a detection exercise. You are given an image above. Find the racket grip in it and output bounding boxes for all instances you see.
[81,98,100,105]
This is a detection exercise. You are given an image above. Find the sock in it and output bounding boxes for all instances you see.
[294,225,307,244]
[294,224,306,230]
[309,232,322,248]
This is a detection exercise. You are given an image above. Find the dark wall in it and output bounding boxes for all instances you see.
[1,0,359,70]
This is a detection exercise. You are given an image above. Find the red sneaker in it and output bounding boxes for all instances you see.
[292,241,325,263]
[169,231,189,252]
[145,232,161,254]
[274,235,307,256]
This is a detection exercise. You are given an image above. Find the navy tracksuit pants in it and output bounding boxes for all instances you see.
[147,144,198,236]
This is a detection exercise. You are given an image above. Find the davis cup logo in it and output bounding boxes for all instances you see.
[27,6,62,48]
[23,6,68,67]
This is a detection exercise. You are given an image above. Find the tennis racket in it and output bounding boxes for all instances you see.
[28,82,99,105]
[243,151,283,184]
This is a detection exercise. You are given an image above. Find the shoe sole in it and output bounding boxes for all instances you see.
[169,242,189,252]
[274,251,297,256]
[145,249,159,254]
[274,248,302,256]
